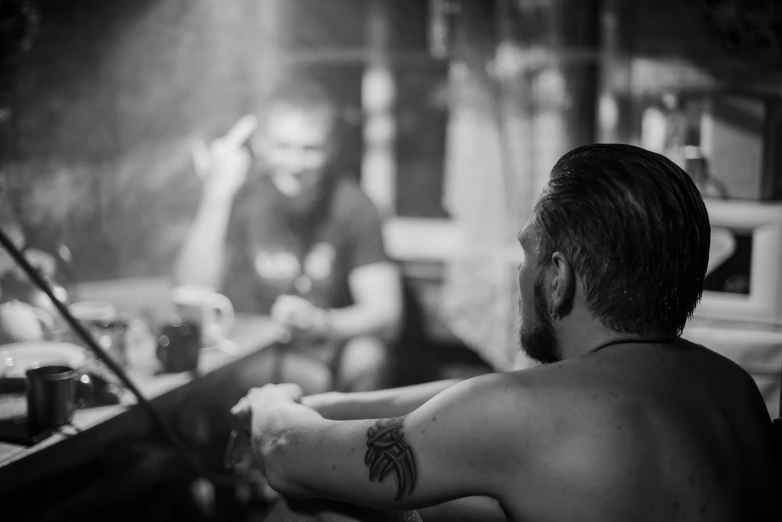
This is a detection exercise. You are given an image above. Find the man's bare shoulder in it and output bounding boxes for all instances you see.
[430,371,565,445]
[492,354,680,473]
[442,368,612,453]
[442,366,664,514]
[433,349,777,520]
[448,364,625,424]
[450,342,768,458]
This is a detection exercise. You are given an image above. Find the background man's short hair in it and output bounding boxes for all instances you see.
[264,77,341,124]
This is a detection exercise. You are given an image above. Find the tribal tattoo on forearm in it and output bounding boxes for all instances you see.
[364,416,417,500]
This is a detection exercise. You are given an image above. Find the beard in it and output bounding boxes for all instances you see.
[274,182,326,216]
[518,273,561,365]
[268,170,335,227]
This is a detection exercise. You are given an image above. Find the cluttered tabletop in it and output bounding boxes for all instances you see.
[0,276,284,494]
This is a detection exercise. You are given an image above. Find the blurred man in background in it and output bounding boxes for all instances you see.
[230,144,779,522]
[174,79,402,395]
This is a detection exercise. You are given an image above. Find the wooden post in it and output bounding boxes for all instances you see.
[361,0,396,217]
[440,0,600,371]
[247,0,282,113]
[494,0,536,232]
[596,0,633,143]
[516,0,599,194]
[440,0,525,371]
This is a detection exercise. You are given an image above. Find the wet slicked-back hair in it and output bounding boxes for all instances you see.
[534,144,711,339]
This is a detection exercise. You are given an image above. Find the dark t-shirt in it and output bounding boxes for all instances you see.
[221,175,388,315]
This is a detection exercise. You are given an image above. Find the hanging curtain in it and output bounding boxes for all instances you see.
[439,59,523,371]
[439,0,599,371]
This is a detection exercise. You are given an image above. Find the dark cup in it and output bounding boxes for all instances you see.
[26,365,77,430]
[156,318,201,373]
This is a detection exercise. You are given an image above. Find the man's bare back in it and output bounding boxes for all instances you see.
[500,339,779,521]
[254,339,778,522]
[243,339,779,522]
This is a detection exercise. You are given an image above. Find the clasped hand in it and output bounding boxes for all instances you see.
[271,294,332,341]
[225,383,308,473]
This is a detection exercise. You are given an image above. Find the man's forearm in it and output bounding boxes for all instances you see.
[265,496,422,522]
[172,195,234,288]
[301,379,462,421]
[326,304,400,343]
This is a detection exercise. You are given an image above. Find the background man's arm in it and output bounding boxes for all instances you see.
[324,184,402,343]
[172,195,234,289]
[327,261,402,342]
[256,373,525,512]
[301,379,463,420]
[172,116,256,288]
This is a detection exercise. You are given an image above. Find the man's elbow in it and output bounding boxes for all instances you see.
[266,474,313,501]
[263,439,315,500]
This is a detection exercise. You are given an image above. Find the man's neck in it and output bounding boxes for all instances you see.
[555,312,639,360]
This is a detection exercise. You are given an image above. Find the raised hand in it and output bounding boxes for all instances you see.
[191,114,259,202]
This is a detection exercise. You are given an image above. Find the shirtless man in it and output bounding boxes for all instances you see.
[230,144,780,522]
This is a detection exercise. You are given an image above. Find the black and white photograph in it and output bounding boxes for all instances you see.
[0,1,781,521]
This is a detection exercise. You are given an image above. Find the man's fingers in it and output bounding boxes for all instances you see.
[191,115,255,180]
[270,299,293,325]
[277,383,304,402]
[246,383,302,403]
[230,397,250,419]
[220,114,259,148]
[190,139,211,177]
[273,295,313,321]
[271,295,307,323]
[224,430,250,469]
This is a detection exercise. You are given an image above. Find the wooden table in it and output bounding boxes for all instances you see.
[0,314,283,499]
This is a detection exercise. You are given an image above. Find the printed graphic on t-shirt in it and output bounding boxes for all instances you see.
[253,243,336,283]
[254,250,300,281]
[304,242,336,280]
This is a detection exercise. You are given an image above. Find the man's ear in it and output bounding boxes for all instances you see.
[549,252,575,317]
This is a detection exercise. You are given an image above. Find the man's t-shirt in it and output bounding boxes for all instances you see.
[221,175,388,315]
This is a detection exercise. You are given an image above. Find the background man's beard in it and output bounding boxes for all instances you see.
[271,174,332,221]
[277,188,323,216]
[518,279,561,364]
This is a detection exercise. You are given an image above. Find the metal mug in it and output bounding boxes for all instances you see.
[26,365,77,430]
[156,317,201,373]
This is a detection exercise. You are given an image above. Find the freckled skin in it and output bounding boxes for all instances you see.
[498,339,779,522]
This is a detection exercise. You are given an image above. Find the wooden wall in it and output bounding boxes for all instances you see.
[6,0,267,280]
[4,0,367,281]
